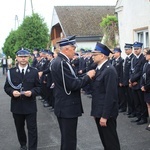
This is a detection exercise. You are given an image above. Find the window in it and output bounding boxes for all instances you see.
[135,30,149,48]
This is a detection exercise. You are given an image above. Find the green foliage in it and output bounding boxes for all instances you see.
[3,30,18,60]
[100,15,118,48]
[2,13,49,59]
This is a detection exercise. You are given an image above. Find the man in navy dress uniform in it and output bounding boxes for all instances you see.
[91,42,120,150]
[4,49,41,150]
[129,42,148,125]
[111,48,125,112]
[122,43,135,116]
[51,35,95,150]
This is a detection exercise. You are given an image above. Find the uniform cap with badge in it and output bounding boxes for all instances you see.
[133,41,143,48]
[16,49,30,56]
[113,48,122,53]
[47,50,54,56]
[92,42,113,56]
[124,43,133,49]
[33,48,39,52]
[57,35,77,47]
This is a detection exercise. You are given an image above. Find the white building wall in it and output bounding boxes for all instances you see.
[51,9,59,27]
[116,0,150,57]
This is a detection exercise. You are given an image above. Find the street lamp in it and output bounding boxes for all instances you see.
[15,15,19,30]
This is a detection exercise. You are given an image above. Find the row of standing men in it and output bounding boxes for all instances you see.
[31,42,150,128]
[70,42,150,128]
[4,38,150,150]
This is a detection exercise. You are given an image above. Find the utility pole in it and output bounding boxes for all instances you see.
[24,0,34,19]
[24,0,26,19]
[31,0,34,14]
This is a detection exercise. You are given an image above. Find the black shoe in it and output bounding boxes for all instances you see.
[41,99,45,102]
[49,108,54,112]
[137,119,147,125]
[127,112,132,115]
[131,118,141,123]
[38,97,43,100]
[123,112,131,115]
[128,114,136,118]
[87,95,92,98]
[146,126,150,131]
[44,103,50,107]
[119,109,126,113]
[20,145,27,150]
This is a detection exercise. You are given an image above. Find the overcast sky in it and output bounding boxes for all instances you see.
[0,0,117,51]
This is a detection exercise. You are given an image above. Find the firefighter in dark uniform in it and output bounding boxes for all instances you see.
[71,52,80,75]
[111,48,125,112]
[31,48,39,68]
[91,42,120,150]
[129,42,148,125]
[39,51,55,109]
[36,49,48,101]
[122,43,135,116]
[4,49,41,150]
[141,50,150,131]
[51,35,95,150]
[78,49,86,77]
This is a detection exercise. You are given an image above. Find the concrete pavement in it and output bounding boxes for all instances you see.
[0,70,149,150]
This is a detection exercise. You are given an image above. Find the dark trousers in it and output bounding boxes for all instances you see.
[45,86,51,104]
[13,113,37,150]
[132,89,148,119]
[118,86,127,110]
[50,88,55,108]
[95,117,120,150]
[124,86,135,114]
[57,117,78,150]
[2,64,7,75]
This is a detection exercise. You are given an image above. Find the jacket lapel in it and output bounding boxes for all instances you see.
[95,61,109,78]
[24,65,30,79]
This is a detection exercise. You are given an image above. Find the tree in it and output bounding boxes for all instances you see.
[3,30,18,60]
[100,15,119,49]
[2,13,49,58]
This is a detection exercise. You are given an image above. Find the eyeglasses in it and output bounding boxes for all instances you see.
[92,53,102,56]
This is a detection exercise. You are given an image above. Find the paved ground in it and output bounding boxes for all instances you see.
[0,70,150,150]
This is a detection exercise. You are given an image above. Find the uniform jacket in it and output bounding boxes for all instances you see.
[141,62,150,100]
[130,54,146,90]
[123,53,134,86]
[42,59,54,88]
[91,61,119,119]
[78,57,86,73]
[51,53,91,118]
[112,57,124,85]
[1,58,8,66]
[31,56,38,68]
[4,65,41,114]
[36,57,48,71]
[71,58,79,75]
[86,57,96,72]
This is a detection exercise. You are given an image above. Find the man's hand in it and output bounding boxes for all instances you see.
[78,70,83,74]
[24,91,32,97]
[141,86,146,92]
[38,72,43,78]
[99,117,107,127]
[132,82,138,86]
[13,90,21,97]
[87,70,96,79]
